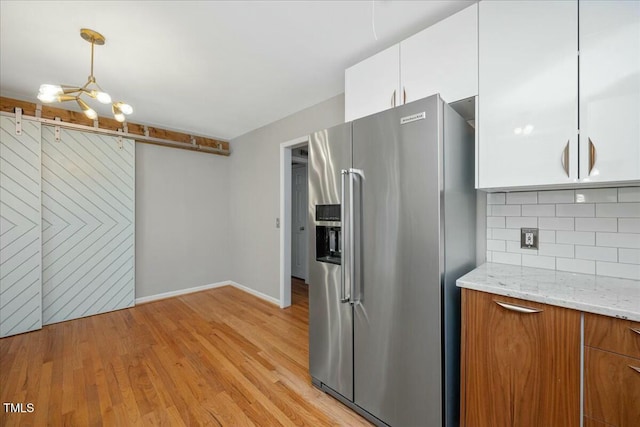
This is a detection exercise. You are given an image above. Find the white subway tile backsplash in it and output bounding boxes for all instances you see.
[575,245,618,262]
[487,193,506,204]
[539,230,556,243]
[556,204,595,217]
[491,228,520,241]
[618,218,640,233]
[597,232,640,249]
[487,216,505,228]
[506,217,537,229]
[557,258,595,274]
[619,248,640,264]
[596,203,640,218]
[522,254,555,270]
[538,242,574,258]
[575,188,617,203]
[492,251,522,266]
[575,218,617,232]
[506,192,537,205]
[538,190,574,204]
[522,204,555,217]
[557,231,595,245]
[539,217,574,231]
[486,187,640,281]
[487,239,506,252]
[618,187,640,202]
[506,240,538,254]
[491,205,521,217]
[596,262,640,281]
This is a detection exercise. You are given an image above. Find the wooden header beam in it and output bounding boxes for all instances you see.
[0,96,230,156]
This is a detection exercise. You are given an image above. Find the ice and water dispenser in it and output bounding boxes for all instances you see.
[315,204,341,265]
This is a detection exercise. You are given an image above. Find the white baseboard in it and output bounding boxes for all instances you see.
[135,280,280,306]
[229,281,280,306]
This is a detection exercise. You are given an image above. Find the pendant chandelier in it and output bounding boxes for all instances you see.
[37,28,133,122]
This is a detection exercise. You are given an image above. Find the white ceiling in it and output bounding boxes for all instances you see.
[0,1,474,140]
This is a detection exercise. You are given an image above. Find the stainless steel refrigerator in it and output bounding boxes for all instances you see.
[308,94,476,427]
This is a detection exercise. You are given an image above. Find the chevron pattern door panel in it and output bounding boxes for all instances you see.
[0,117,42,338]
[41,127,134,325]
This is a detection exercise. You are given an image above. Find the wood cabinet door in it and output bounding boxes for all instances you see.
[400,3,478,105]
[460,289,580,427]
[477,0,578,189]
[585,347,640,427]
[579,0,640,183]
[344,44,400,122]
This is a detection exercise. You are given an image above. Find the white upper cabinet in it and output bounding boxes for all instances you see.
[345,44,400,122]
[478,0,640,190]
[401,3,478,105]
[478,0,579,189]
[579,1,640,184]
[344,4,479,122]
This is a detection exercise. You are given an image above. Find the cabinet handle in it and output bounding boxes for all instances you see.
[588,138,597,175]
[403,87,407,104]
[630,327,640,336]
[494,301,543,314]
[561,140,570,177]
[629,365,640,374]
[391,90,396,107]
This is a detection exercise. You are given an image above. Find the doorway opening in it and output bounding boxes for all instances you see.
[279,136,309,308]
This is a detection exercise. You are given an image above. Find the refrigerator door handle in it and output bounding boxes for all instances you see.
[340,169,350,303]
[348,168,364,305]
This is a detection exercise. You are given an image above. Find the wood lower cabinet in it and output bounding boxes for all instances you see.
[460,289,581,427]
[584,313,640,427]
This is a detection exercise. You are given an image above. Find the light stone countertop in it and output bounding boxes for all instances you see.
[456,263,640,322]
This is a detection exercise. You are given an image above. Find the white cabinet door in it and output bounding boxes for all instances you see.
[478,0,578,189]
[401,3,478,104]
[345,44,400,122]
[579,0,640,183]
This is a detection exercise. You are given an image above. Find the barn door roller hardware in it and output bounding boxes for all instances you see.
[14,107,22,135]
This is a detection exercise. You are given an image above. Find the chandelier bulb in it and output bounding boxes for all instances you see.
[84,108,98,120]
[39,84,63,96]
[115,102,133,115]
[37,92,58,103]
[112,104,125,122]
[96,91,112,104]
[77,98,97,120]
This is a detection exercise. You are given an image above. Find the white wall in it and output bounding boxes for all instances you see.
[135,143,231,298]
[229,94,345,300]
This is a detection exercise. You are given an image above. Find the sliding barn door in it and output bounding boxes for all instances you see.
[0,117,42,337]
[41,127,135,325]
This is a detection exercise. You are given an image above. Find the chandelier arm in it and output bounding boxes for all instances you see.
[62,87,82,95]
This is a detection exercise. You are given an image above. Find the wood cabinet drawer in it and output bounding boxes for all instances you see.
[585,312,640,359]
[585,347,640,427]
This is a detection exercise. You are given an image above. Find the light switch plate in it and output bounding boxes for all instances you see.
[521,228,538,249]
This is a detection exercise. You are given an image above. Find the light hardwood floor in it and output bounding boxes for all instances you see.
[0,280,371,426]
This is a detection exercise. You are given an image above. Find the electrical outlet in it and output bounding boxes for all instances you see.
[276,218,280,228]
[521,228,538,249]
